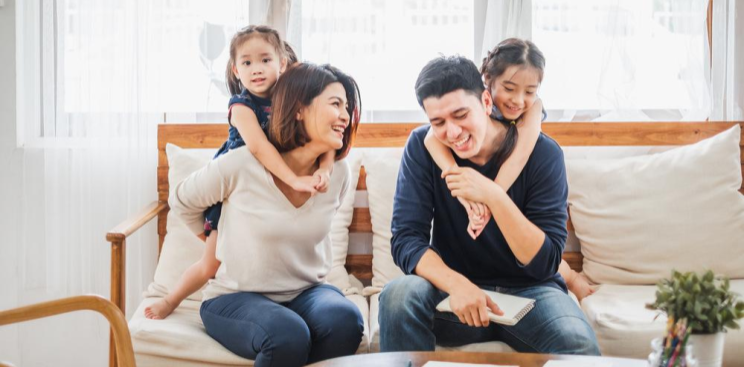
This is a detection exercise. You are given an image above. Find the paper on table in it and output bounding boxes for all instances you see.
[422,362,518,367]
[543,361,613,367]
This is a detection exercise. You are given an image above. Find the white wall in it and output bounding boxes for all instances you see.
[0,0,21,362]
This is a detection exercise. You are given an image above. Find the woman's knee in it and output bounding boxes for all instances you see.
[262,317,312,364]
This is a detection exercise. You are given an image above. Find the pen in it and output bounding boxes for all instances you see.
[406,360,412,367]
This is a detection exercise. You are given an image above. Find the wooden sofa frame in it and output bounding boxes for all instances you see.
[105,121,744,366]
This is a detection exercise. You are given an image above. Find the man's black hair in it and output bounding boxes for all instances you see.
[415,55,485,107]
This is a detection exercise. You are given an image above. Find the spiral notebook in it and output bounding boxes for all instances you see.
[435,290,535,326]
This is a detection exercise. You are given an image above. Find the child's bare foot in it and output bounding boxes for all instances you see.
[144,298,176,320]
[567,271,597,301]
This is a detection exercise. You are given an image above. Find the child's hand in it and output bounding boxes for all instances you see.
[457,198,491,239]
[312,167,331,193]
[290,176,318,195]
[468,205,491,239]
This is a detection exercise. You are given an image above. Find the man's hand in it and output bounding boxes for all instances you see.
[442,166,501,206]
[448,280,504,327]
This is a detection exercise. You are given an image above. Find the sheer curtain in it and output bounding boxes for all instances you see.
[478,0,532,63]
[710,0,743,121]
[6,1,249,365]
[482,0,711,122]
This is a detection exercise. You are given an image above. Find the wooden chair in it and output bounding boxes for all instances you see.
[104,121,744,367]
[0,295,136,367]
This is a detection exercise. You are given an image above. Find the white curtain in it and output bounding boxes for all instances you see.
[710,0,743,121]
[478,0,532,64]
[3,1,249,365]
[484,0,711,122]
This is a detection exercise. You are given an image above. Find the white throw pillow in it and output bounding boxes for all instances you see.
[145,144,213,301]
[327,151,364,295]
[363,148,406,292]
[567,125,744,285]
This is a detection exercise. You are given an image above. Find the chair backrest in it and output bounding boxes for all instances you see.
[157,122,744,280]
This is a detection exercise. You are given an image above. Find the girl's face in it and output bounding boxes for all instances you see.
[232,37,287,98]
[299,82,350,151]
[489,65,540,121]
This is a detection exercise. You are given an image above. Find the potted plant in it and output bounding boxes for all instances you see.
[647,270,744,367]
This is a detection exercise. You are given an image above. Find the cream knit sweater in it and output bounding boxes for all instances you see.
[169,147,350,302]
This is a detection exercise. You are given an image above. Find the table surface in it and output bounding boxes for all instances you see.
[305,351,647,367]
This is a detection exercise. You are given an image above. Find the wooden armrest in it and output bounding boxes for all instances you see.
[106,201,168,242]
[0,295,136,367]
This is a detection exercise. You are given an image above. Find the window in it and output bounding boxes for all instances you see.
[532,0,709,120]
[19,0,252,144]
[290,0,476,122]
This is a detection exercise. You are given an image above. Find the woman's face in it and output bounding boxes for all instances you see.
[489,65,540,121]
[299,82,350,151]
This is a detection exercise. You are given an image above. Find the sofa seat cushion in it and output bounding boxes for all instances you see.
[129,294,370,365]
[582,281,744,365]
[368,293,514,353]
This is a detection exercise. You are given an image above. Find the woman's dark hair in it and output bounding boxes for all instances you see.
[224,25,290,96]
[480,38,546,168]
[269,63,361,160]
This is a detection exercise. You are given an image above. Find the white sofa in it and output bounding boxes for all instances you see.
[127,124,744,366]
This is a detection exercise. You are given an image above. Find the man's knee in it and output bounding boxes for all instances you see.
[379,275,438,319]
[547,316,600,356]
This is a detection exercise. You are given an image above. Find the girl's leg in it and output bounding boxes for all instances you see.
[558,259,596,301]
[145,231,220,319]
[287,284,364,364]
[200,292,311,367]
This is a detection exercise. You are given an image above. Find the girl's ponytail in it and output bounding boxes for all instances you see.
[225,60,243,96]
[492,121,519,168]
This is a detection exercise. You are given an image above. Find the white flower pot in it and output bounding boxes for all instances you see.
[690,332,725,367]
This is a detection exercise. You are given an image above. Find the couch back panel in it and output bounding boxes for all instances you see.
[157,122,744,279]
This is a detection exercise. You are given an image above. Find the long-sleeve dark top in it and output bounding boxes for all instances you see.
[391,125,569,292]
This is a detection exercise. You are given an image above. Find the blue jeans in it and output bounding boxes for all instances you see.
[378,275,600,356]
[200,284,364,367]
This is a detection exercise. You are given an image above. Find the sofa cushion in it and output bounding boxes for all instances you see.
[368,293,514,353]
[145,144,364,301]
[582,281,744,365]
[327,151,364,296]
[146,145,213,301]
[362,149,406,292]
[129,294,370,365]
[566,125,744,285]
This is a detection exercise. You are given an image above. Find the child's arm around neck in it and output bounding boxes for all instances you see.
[231,104,317,194]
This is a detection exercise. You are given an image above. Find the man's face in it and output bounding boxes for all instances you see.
[423,89,493,164]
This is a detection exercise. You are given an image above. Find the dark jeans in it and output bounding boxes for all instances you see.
[200,284,363,367]
[378,275,600,355]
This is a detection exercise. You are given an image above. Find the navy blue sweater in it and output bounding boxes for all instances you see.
[391,126,569,292]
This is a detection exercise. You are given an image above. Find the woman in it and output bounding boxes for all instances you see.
[169,63,363,367]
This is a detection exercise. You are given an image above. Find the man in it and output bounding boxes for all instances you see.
[378,56,599,355]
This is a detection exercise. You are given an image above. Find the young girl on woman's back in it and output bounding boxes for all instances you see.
[145,26,333,319]
[425,38,595,300]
